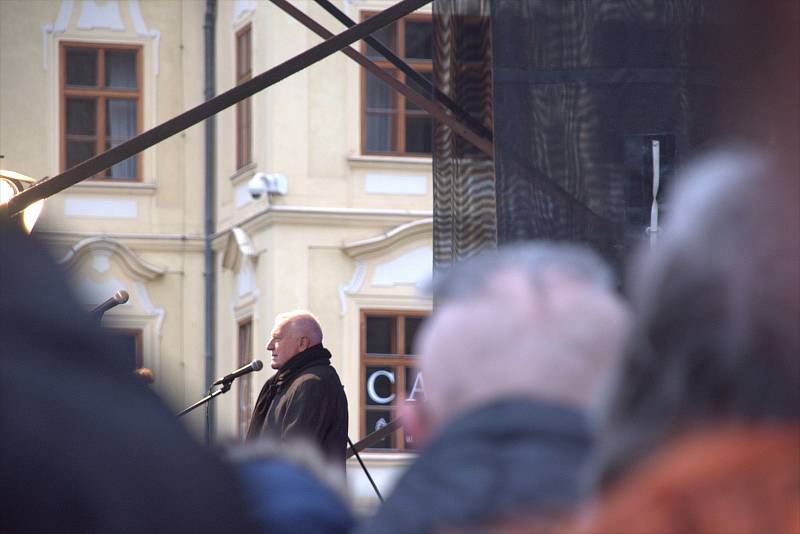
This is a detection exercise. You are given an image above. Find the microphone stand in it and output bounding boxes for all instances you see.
[177,379,233,418]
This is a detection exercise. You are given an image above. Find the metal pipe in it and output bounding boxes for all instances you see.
[203,0,217,445]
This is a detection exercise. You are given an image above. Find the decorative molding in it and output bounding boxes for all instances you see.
[77,0,125,31]
[128,0,161,75]
[343,218,432,258]
[64,196,138,219]
[222,227,257,271]
[365,173,427,196]
[338,261,367,316]
[58,236,166,281]
[233,0,258,26]
[371,246,433,288]
[42,0,75,70]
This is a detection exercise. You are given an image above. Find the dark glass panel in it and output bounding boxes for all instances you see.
[406,72,433,111]
[405,115,432,154]
[66,48,97,86]
[365,113,394,152]
[66,98,96,136]
[405,21,433,60]
[105,50,137,89]
[404,316,424,354]
[366,316,394,354]
[105,99,137,178]
[66,141,95,169]
[365,409,395,448]
[365,20,397,58]
[366,72,395,110]
[365,366,396,406]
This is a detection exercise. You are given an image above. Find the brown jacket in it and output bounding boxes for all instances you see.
[583,426,800,534]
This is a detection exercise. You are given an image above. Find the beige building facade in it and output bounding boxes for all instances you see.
[1,0,433,506]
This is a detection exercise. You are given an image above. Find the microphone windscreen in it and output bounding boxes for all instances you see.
[252,360,264,371]
[114,290,129,304]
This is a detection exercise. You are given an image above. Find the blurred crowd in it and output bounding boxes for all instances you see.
[1,146,797,534]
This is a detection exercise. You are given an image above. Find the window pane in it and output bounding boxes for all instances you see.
[237,29,252,79]
[366,72,395,110]
[105,99,137,178]
[365,366,396,406]
[366,316,394,354]
[405,115,432,154]
[365,409,395,449]
[105,50,137,89]
[365,113,394,152]
[66,98,96,136]
[405,21,433,60]
[406,71,433,111]
[365,21,397,58]
[66,141,96,169]
[404,316,424,354]
[66,48,97,86]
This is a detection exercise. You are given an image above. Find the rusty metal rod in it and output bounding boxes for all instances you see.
[6,0,431,217]
[313,0,492,142]
[271,0,493,158]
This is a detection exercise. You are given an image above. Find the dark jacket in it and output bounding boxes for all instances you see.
[359,398,593,534]
[247,344,348,465]
[0,224,256,533]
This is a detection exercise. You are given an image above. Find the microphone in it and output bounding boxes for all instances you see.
[91,290,129,317]
[213,360,264,386]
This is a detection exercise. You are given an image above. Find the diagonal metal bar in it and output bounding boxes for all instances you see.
[313,0,493,142]
[346,416,403,458]
[271,0,493,157]
[6,0,431,217]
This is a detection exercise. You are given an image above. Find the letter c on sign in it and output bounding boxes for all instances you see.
[367,369,396,404]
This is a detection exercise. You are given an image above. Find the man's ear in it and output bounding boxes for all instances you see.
[298,335,310,352]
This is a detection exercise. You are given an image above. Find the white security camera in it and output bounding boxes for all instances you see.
[248,173,268,199]
[248,172,288,199]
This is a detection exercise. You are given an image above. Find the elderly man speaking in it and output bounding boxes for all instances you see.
[246,311,348,466]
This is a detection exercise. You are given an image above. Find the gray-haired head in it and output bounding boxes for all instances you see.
[594,147,800,487]
[418,242,631,429]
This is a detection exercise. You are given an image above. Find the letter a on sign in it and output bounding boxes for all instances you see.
[406,371,425,401]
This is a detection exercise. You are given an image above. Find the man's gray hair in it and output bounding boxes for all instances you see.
[432,242,616,303]
[419,242,630,427]
[274,310,323,345]
[594,148,800,487]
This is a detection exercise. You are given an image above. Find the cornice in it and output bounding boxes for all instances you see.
[342,218,433,258]
[56,236,167,280]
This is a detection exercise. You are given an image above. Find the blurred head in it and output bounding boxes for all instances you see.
[596,148,800,487]
[406,243,631,440]
[267,310,323,370]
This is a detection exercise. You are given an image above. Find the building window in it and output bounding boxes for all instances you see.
[361,310,428,451]
[361,13,433,156]
[104,329,143,371]
[61,43,142,180]
[236,25,253,169]
[237,318,254,440]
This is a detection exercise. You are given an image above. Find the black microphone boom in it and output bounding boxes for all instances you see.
[213,360,264,386]
[92,289,129,318]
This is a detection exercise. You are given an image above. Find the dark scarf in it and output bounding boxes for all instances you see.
[246,343,332,440]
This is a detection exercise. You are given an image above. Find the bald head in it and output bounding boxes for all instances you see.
[417,244,631,430]
[267,310,323,370]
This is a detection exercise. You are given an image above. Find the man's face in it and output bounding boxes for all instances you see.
[266,320,303,370]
